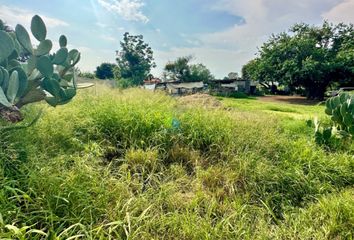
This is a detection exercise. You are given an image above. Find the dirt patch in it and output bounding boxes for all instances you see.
[258,95,320,105]
[178,94,222,109]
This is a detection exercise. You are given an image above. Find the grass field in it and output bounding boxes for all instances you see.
[0,85,353,239]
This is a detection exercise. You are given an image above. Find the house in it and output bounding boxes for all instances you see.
[144,79,205,95]
[210,79,258,95]
[143,78,162,91]
[165,81,204,95]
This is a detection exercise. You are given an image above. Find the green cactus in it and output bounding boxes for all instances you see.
[325,92,354,136]
[314,118,333,145]
[0,15,82,123]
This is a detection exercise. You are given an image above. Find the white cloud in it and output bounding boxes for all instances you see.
[203,0,342,50]
[0,5,69,45]
[97,0,149,23]
[152,0,347,78]
[0,5,68,29]
[152,47,252,79]
[322,0,354,23]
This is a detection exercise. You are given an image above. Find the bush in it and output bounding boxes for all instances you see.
[116,78,135,89]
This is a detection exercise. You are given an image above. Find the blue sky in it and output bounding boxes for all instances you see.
[0,0,353,78]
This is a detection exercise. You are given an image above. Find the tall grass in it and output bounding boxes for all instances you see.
[0,85,353,239]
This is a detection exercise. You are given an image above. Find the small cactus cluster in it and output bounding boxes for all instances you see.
[325,92,354,135]
[314,118,333,145]
[0,15,80,122]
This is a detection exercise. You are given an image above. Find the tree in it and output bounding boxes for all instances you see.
[190,64,214,82]
[226,72,239,80]
[95,63,116,79]
[164,56,214,82]
[116,32,156,86]
[334,24,354,87]
[113,65,121,80]
[164,56,192,82]
[242,59,257,81]
[242,22,354,100]
[242,58,279,94]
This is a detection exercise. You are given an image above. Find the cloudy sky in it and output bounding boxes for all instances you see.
[0,0,353,78]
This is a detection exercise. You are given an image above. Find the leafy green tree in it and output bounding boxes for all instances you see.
[242,58,279,94]
[225,72,239,80]
[164,56,192,82]
[190,63,214,82]
[242,59,258,81]
[113,65,121,80]
[164,56,214,82]
[95,63,116,79]
[334,24,354,87]
[116,32,156,86]
[243,22,354,100]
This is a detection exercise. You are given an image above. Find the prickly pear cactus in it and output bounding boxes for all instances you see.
[314,117,333,145]
[0,15,81,123]
[325,92,354,135]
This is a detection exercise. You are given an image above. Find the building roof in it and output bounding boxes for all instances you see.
[210,79,248,84]
[144,78,162,84]
[221,83,238,88]
[167,81,204,89]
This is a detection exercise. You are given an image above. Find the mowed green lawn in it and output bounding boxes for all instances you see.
[0,86,353,239]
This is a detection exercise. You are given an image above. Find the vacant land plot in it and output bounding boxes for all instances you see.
[258,95,320,105]
[0,86,353,239]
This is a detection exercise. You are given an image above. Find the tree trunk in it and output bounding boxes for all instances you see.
[306,85,326,101]
[271,85,278,94]
[0,106,23,123]
[306,87,314,100]
[315,87,325,101]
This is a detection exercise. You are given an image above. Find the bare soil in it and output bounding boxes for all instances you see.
[178,94,222,108]
[258,95,320,105]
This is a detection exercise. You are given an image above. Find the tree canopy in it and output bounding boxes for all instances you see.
[224,72,240,80]
[95,63,116,79]
[242,21,354,99]
[164,56,214,82]
[116,32,156,86]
